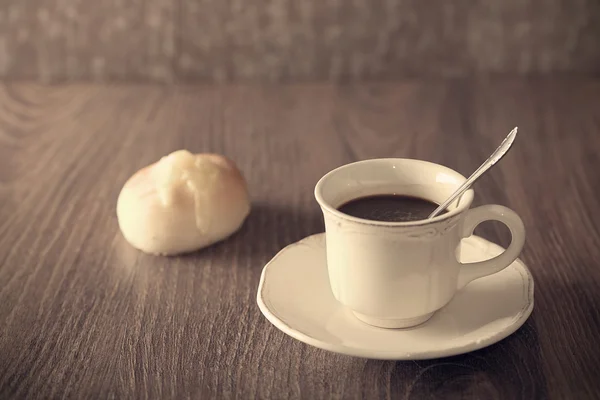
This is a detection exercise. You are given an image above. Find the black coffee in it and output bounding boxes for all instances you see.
[337,194,446,222]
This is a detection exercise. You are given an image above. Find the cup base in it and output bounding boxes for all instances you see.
[352,311,435,329]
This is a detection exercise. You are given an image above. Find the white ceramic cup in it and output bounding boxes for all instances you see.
[314,158,526,329]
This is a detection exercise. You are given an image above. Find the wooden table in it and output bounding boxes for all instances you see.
[1,79,599,399]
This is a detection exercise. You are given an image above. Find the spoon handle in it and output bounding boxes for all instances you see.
[428,127,518,219]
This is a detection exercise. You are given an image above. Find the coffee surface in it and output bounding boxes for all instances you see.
[337,194,446,222]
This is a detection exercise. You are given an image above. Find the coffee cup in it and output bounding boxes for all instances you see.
[314,158,526,329]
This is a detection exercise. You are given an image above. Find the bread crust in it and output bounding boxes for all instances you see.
[117,151,251,255]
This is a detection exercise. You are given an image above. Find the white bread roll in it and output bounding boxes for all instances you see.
[117,150,251,255]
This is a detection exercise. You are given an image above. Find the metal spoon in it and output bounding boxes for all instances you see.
[428,127,518,219]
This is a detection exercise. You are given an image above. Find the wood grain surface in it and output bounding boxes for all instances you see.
[0,79,599,399]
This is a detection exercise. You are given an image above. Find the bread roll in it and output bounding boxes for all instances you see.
[117,150,251,255]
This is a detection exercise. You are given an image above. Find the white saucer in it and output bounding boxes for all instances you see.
[257,233,534,360]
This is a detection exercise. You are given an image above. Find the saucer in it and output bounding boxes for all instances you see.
[257,233,534,360]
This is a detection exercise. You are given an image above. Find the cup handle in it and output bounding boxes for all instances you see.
[456,205,526,290]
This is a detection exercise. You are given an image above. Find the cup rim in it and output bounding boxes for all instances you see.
[314,158,474,227]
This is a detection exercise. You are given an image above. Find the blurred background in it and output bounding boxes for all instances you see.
[1,0,598,83]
